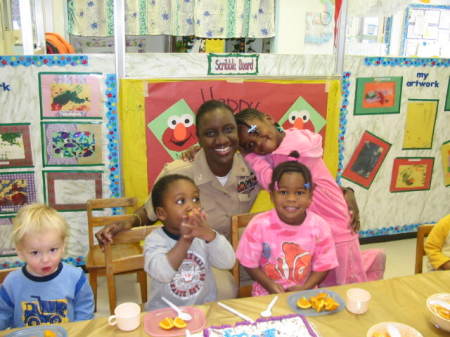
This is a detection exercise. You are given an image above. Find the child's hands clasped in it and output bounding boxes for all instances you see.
[180,208,216,243]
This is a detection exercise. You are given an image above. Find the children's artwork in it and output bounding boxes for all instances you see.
[0,124,33,168]
[390,157,434,192]
[43,171,102,211]
[0,172,36,213]
[446,78,450,111]
[278,96,326,134]
[441,141,450,186]
[147,99,198,160]
[39,72,103,118]
[0,216,16,257]
[41,122,103,166]
[402,99,438,149]
[354,77,403,115]
[342,131,391,188]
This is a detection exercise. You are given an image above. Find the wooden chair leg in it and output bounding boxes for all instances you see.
[88,270,98,312]
[137,270,148,305]
[106,271,116,315]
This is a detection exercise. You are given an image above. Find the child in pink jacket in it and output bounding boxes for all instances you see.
[235,108,367,286]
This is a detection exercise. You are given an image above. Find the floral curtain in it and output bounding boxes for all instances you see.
[67,0,275,38]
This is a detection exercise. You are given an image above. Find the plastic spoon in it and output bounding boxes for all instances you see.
[161,296,192,321]
[386,324,401,337]
[260,296,279,317]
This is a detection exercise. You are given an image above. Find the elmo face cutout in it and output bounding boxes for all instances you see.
[162,114,197,151]
[282,110,315,132]
[278,97,326,134]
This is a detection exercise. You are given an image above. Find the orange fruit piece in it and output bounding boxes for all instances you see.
[315,292,328,299]
[173,317,187,328]
[296,297,312,309]
[43,331,57,337]
[159,317,175,330]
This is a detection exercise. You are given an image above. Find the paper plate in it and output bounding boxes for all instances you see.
[367,321,423,337]
[4,325,67,337]
[144,306,206,337]
[287,289,345,316]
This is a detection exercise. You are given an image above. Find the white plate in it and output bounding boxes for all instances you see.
[367,322,423,337]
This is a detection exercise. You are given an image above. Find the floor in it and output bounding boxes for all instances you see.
[93,238,417,317]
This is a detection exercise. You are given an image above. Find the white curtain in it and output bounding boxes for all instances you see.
[68,0,275,38]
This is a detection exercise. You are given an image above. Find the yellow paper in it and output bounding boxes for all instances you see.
[205,39,225,53]
[395,164,427,188]
[441,141,450,186]
[403,100,438,149]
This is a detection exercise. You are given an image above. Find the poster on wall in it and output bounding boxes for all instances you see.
[147,99,198,160]
[0,124,33,168]
[144,80,331,188]
[354,77,403,115]
[0,171,36,214]
[445,78,450,111]
[39,72,103,119]
[342,131,391,189]
[0,216,16,257]
[402,99,438,149]
[390,157,434,192]
[441,141,450,186]
[41,121,103,166]
[277,96,326,133]
[43,171,102,211]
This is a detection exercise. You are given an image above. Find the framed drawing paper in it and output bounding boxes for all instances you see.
[342,131,391,188]
[39,72,103,119]
[0,171,37,213]
[390,157,434,192]
[441,141,450,186]
[0,124,33,168]
[354,77,403,115]
[402,99,438,149]
[41,121,103,166]
[0,216,16,257]
[43,171,102,211]
[445,78,450,111]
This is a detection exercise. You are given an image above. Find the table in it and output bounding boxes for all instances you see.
[1,271,449,336]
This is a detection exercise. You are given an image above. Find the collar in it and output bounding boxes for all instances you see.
[22,262,63,282]
[191,149,253,187]
[162,227,181,241]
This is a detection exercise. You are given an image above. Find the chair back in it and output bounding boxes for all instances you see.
[415,224,433,274]
[104,225,161,314]
[231,212,258,297]
[0,267,19,284]
[86,197,137,250]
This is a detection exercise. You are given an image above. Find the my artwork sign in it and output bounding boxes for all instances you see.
[208,53,259,75]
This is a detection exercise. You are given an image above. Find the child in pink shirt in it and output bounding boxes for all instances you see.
[235,108,367,286]
[236,161,338,295]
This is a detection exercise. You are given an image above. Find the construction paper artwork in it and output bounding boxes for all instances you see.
[0,217,16,257]
[390,157,434,192]
[354,77,403,115]
[342,131,391,189]
[402,99,438,149]
[0,124,33,168]
[441,141,450,186]
[42,122,103,166]
[0,172,36,213]
[39,72,103,118]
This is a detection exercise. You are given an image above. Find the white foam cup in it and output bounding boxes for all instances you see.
[346,288,371,314]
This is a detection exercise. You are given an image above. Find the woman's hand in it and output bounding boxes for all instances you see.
[94,222,127,247]
[179,144,201,162]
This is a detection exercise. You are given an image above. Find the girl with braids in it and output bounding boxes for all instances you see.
[234,108,367,286]
[236,161,338,295]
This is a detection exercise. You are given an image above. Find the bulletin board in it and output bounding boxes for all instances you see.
[119,78,342,209]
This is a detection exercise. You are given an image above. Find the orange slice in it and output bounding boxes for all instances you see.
[173,317,187,328]
[43,330,57,337]
[296,297,312,309]
[159,317,175,330]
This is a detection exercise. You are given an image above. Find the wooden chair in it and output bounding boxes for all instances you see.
[231,212,258,298]
[86,197,145,312]
[104,225,161,314]
[415,224,434,274]
[0,267,19,283]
